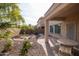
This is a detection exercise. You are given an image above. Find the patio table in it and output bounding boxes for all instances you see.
[57,39,79,55]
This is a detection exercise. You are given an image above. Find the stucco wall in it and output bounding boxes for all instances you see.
[61,21,67,38]
[61,14,79,41]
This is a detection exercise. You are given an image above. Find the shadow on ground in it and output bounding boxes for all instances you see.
[45,42,55,56]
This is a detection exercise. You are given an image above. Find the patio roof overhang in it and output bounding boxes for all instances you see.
[44,3,79,21]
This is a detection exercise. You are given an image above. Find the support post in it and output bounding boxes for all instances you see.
[45,20,49,43]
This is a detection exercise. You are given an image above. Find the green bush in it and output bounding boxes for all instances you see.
[1,39,13,53]
[0,30,14,53]
[0,22,11,29]
[0,31,12,39]
[20,38,32,56]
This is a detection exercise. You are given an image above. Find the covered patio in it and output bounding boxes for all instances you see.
[44,3,79,55]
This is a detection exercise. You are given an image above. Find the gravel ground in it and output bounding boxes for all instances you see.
[27,42,46,56]
[0,35,46,56]
[27,35,46,56]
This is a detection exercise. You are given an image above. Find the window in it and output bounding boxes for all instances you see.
[55,25,61,34]
[50,25,53,33]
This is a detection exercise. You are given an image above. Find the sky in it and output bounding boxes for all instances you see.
[19,0,53,25]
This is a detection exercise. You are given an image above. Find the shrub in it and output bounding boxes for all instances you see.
[20,38,32,56]
[1,30,14,53]
[1,39,13,53]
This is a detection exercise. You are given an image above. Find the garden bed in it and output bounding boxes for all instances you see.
[0,35,46,56]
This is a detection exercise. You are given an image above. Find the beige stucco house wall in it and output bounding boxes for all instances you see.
[61,14,79,41]
[37,17,45,34]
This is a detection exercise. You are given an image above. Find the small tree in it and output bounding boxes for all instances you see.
[0,3,25,53]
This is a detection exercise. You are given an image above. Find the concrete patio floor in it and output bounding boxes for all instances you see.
[37,35,59,56]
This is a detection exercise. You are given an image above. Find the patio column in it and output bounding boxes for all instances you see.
[45,20,49,43]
